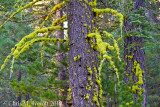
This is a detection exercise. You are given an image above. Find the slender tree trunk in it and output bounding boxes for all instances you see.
[56,0,67,107]
[67,0,101,106]
[124,0,147,106]
[17,71,22,107]
[25,94,30,101]
[114,72,117,107]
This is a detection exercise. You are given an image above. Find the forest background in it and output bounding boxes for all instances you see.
[0,0,159,107]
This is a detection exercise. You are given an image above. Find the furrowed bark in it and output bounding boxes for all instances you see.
[67,0,101,106]
[124,0,147,106]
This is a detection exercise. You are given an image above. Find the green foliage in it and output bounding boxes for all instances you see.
[0,1,69,105]
[0,21,34,105]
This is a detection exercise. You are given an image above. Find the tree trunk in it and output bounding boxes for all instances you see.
[124,0,147,106]
[124,36,146,106]
[17,71,22,107]
[56,0,67,107]
[67,0,101,106]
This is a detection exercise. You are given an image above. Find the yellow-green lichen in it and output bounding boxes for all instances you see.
[41,3,65,28]
[0,0,42,29]
[85,93,89,100]
[88,0,97,7]
[131,61,144,96]
[74,55,80,62]
[0,26,67,72]
[125,55,133,59]
[126,102,129,106]
[74,57,77,61]
[67,88,72,100]
[84,0,87,3]
[83,24,87,27]
[87,67,92,75]
[92,8,123,26]
[78,55,80,59]
[87,50,90,52]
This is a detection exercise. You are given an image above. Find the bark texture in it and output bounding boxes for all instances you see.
[56,0,67,107]
[124,0,147,106]
[67,0,100,106]
[124,36,146,105]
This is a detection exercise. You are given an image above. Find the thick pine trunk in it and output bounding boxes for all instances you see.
[67,0,101,106]
[124,0,147,106]
[124,36,147,106]
[56,0,67,107]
